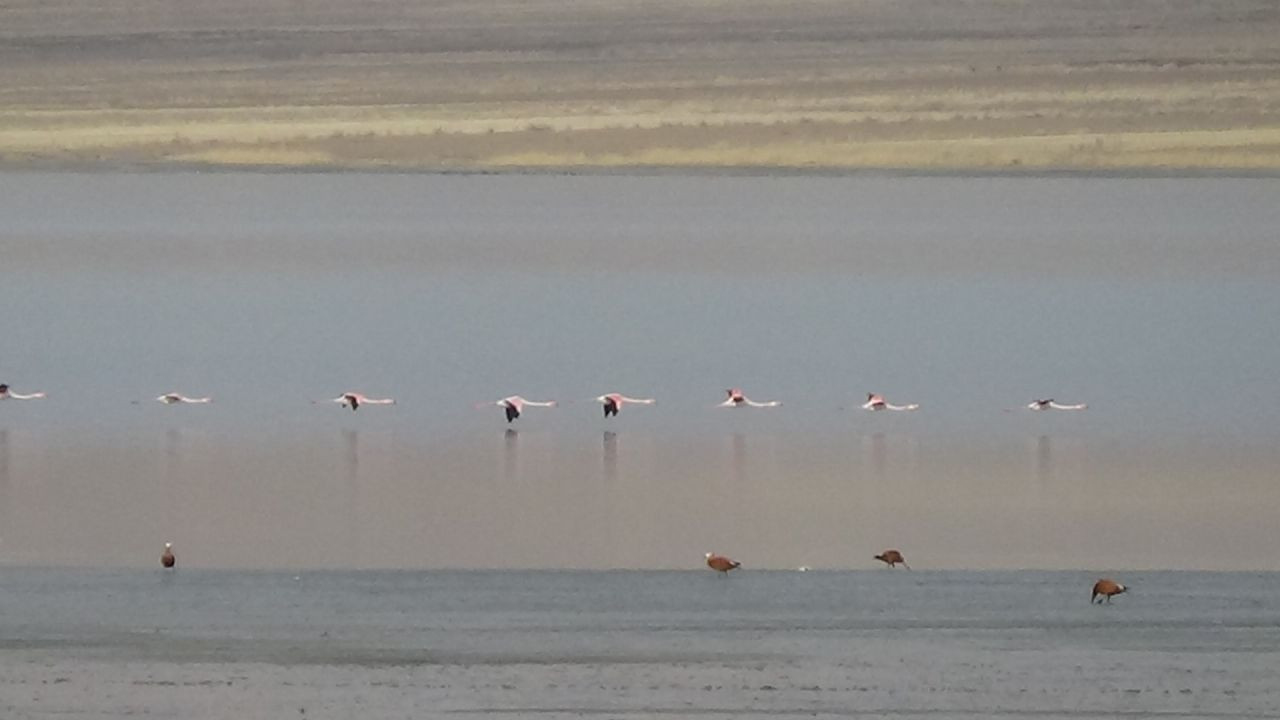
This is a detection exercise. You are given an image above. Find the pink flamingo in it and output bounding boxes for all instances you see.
[596,393,655,417]
[485,395,557,423]
[156,393,211,405]
[1027,399,1087,411]
[718,388,781,408]
[862,393,919,411]
[331,392,395,411]
[0,384,45,400]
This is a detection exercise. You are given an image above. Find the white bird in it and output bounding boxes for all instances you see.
[156,393,211,405]
[718,388,781,408]
[862,393,919,411]
[485,395,557,423]
[1027,399,1087,411]
[596,393,655,417]
[0,384,46,400]
[331,392,395,411]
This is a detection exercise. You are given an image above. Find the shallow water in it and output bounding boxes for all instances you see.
[1,172,1279,570]
[2,568,1279,718]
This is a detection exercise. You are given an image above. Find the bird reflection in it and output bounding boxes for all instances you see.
[732,433,747,484]
[162,429,182,547]
[0,430,9,547]
[343,429,362,563]
[344,429,359,482]
[165,429,180,478]
[164,428,181,509]
[1035,435,1052,485]
[603,431,618,482]
[503,428,520,481]
[865,432,887,480]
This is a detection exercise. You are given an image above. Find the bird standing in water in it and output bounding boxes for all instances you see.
[705,552,741,575]
[1092,578,1127,603]
[874,549,910,569]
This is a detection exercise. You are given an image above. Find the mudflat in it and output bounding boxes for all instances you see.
[1,0,1278,172]
[4,569,1280,719]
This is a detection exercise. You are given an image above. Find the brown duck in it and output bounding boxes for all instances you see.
[874,549,910,569]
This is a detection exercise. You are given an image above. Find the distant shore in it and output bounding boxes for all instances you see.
[5,159,1280,179]
[2,0,1278,173]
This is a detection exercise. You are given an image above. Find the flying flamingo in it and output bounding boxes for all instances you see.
[156,393,211,405]
[718,388,781,408]
[1027,399,1087,411]
[705,552,741,575]
[331,392,395,411]
[0,384,46,400]
[596,393,655,417]
[484,395,557,423]
[862,393,919,411]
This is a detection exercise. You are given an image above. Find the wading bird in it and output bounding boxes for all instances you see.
[1028,399,1088,411]
[718,389,781,408]
[161,542,176,569]
[156,393,211,405]
[331,392,395,411]
[485,396,557,423]
[1091,578,1127,603]
[705,552,741,574]
[862,393,919,411]
[596,393,655,417]
[0,384,46,400]
[874,549,910,569]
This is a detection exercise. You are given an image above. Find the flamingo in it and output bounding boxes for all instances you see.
[705,552,741,574]
[718,388,781,408]
[161,542,176,569]
[874,549,910,569]
[596,393,655,417]
[156,393,211,405]
[862,393,919,411]
[1028,399,1087,411]
[331,392,395,411]
[0,384,46,400]
[485,395,557,423]
[1092,578,1126,603]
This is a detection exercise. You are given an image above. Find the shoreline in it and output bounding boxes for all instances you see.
[5,1,1279,179]
[4,159,1280,179]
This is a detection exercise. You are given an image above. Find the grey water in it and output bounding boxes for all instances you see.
[2,568,1279,718]
[1,172,1279,571]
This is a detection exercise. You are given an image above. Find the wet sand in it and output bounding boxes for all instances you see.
[1,0,1278,172]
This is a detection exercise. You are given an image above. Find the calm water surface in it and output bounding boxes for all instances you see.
[0,172,1278,570]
